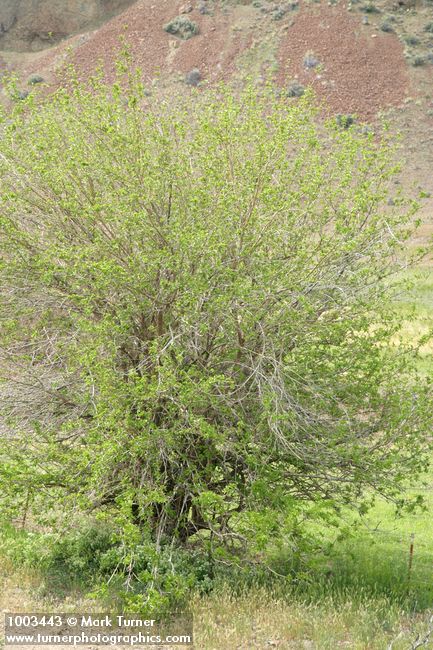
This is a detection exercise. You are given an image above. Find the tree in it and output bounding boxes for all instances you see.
[0,65,431,554]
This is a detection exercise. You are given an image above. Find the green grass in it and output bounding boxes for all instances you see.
[302,486,433,611]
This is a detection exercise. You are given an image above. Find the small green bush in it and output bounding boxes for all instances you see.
[185,68,201,86]
[336,114,356,129]
[14,89,29,101]
[412,55,426,66]
[0,522,215,614]
[272,7,287,20]
[286,81,305,97]
[42,525,115,581]
[164,16,199,40]
[28,74,45,86]
[303,52,320,68]
[380,22,394,33]
[404,35,420,46]
[361,3,381,13]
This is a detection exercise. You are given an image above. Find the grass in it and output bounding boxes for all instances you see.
[303,485,433,612]
[1,554,432,649]
[193,589,433,649]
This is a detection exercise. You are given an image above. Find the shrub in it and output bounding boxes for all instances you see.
[361,3,381,13]
[286,81,305,97]
[303,52,320,68]
[28,74,45,85]
[164,16,199,40]
[380,21,394,32]
[185,68,201,86]
[404,35,420,46]
[0,522,212,612]
[335,113,356,129]
[15,89,29,100]
[272,7,287,20]
[198,2,212,14]
[41,525,114,582]
[0,62,431,565]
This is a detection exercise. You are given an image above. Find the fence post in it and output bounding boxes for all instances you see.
[408,532,415,583]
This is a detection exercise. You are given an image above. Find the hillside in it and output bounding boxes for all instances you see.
[0,0,136,52]
[0,0,432,233]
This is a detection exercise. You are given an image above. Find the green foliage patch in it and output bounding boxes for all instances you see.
[164,16,199,39]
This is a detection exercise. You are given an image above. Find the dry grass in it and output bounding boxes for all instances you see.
[1,558,431,650]
[192,587,433,649]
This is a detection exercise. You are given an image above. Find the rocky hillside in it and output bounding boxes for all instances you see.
[0,0,135,51]
[0,0,431,238]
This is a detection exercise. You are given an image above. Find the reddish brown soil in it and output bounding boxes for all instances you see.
[277,3,411,120]
[19,1,414,124]
[24,0,253,86]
